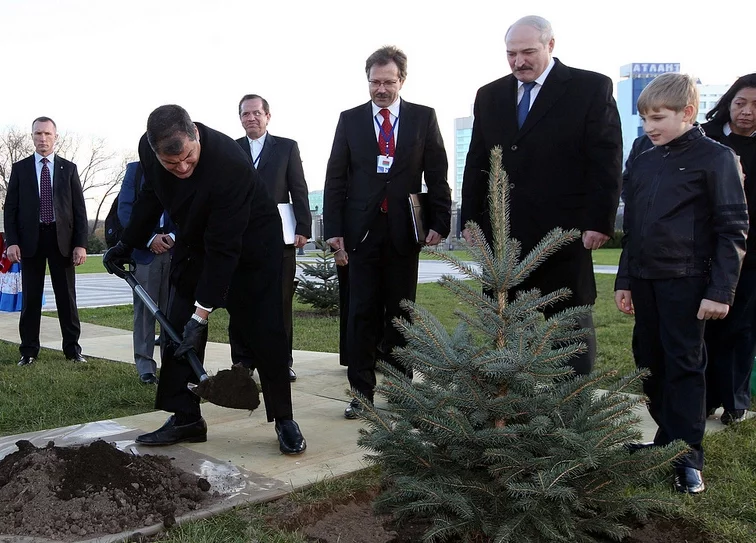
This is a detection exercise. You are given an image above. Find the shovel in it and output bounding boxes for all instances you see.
[103,258,261,411]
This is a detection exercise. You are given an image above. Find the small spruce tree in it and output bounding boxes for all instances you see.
[296,239,340,315]
[357,147,684,543]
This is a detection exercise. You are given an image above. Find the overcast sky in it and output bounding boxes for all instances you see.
[2,0,752,201]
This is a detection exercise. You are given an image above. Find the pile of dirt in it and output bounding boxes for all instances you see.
[0,439,215,542]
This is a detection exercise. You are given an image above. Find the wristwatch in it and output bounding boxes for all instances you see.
[191,313,208,325]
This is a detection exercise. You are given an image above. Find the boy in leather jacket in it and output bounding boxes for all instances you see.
[615,73,748,494]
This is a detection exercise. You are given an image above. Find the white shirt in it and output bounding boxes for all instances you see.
[517,58,556,111]
[371,98,400,146]
[34,151,56,222]
[247,132,268,167]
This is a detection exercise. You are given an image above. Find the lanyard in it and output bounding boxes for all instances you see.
[374,115,399,156]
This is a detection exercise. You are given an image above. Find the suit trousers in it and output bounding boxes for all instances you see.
[230,245,296,368]
[347,212,419,401]
[19,223,81,358]
[337,263,349,367]
[630,276,708,470]
[157,255,294,423]
[705,267,756,412]
[132,252,171,376]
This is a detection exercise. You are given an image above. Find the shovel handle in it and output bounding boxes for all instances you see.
[122,270,209,382]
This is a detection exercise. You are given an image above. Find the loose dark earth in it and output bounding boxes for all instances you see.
[0,439,215,541]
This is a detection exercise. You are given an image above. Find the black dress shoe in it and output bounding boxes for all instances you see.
[344,398,368,420]
[18,356,36,367]
[139,373,159,385]
[136,415,207,446]
[674,466,705,494]
[721,409,747,425]
[289,367,297,382]
[66,354,87,363]
[624,441,655,454]
[275,419,306,455]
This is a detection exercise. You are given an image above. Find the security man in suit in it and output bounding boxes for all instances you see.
[4,116,88,366]
[234,94,311,382]
[323,46,452,419]
[461,15,622,376]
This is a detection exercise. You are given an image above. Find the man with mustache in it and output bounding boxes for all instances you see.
[460,15,622,376]
[324,45,452,418]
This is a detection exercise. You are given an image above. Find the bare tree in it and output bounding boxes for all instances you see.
[0,127,34,201]
[89,156,132,234]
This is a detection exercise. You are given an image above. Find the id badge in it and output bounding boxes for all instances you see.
[377,155,394,174]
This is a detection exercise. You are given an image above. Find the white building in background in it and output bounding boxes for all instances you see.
[453,113,473,207]
[617,62,728,163]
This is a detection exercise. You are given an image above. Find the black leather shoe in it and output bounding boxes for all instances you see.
[275,419,306,455]
[674,467,705,494]
[721,410,747,425]
[139,373,159,385]
[136,415,207,446]
[66,354,87,363]
[18,356,36,367]
[344,398,367,420]
[624,441,655,454]
[289,367,297,382]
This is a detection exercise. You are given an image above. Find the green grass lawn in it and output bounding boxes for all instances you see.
[4,270,755,542]
[592,247,621,266]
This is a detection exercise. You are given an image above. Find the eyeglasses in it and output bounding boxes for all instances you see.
[369,79,399,89]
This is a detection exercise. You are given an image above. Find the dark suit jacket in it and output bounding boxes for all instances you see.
[323,99,451,255]
[121,123,282,308]
[236,133,312,240]
[460,59,622,306]
[117,161,175,266]
[3,154,88,257]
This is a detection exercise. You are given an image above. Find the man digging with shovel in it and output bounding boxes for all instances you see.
[103,104,306,455]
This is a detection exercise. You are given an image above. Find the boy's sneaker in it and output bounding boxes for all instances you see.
[720,410,747,425]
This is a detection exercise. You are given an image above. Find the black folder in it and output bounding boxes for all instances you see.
[408,192,429,245]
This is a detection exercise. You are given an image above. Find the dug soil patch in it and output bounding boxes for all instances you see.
[0,439,216,542]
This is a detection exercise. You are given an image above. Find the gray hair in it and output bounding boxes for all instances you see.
[506,15,554,45]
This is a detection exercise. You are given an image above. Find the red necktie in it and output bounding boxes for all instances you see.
[378,108,395,157]
[378,109,394,213]
[40,157,54,224]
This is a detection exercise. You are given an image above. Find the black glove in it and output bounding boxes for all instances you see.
[174,317,208,360]
[102,241,134,276]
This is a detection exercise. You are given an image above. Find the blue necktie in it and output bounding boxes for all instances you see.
[517,81,536,128]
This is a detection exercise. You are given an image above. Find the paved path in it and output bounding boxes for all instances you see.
[43,261,619,311]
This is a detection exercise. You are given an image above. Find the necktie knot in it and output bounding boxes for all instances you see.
[380,108,391,121]
[523,81,536,91]
[41,157,49,164]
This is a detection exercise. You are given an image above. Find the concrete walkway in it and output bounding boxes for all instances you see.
[0,310,748,542]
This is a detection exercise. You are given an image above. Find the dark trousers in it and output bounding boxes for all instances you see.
[230,245,295,368]
[158,258,293,423]
[347,213,419,401]
[631,276,707,470]
[337,263,350,367]
[19,223,81,358]
[705,267,756,412]
[544,309,596,376]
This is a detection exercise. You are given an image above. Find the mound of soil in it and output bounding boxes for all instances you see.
[0,439,214,542]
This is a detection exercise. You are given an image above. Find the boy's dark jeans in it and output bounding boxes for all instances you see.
[705,267,756,412]
[630,276,708,470]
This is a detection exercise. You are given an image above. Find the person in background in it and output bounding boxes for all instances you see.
[117,161,175,385]
[700,73,756,425]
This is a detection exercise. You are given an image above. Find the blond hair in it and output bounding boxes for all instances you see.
[637,73,699,117]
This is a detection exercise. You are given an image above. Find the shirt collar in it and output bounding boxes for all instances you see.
[34,151,53,163]
[247,131,268,146]
[372,97,401,118]
[517,57,555,89]
[724,123,756,137]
